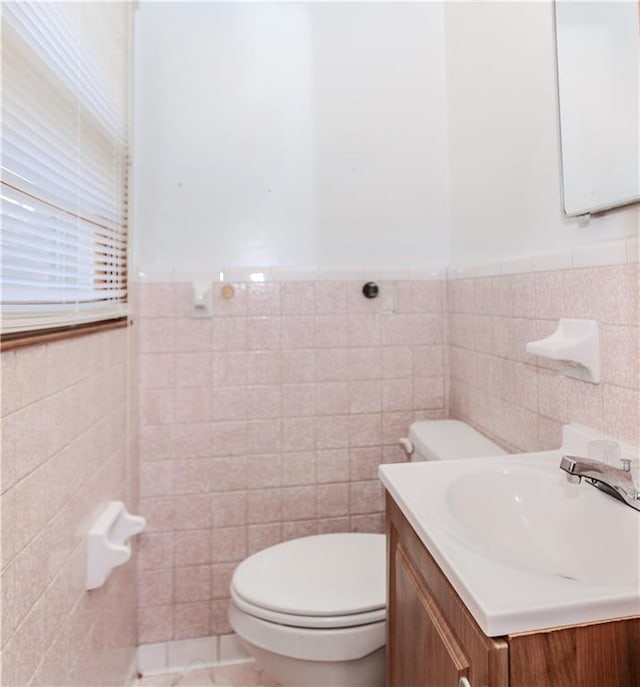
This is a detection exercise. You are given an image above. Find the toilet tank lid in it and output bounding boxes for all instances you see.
[231,533,386,618]
[409,420,507,461]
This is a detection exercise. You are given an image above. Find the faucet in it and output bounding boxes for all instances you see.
[560,455,640,512]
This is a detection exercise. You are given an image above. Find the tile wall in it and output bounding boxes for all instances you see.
[3,257,636,683]
[0,327,139,686]
[135,278,447,640]
[448,263,639,451]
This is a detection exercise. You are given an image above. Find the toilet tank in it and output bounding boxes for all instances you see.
[402,420,507,462]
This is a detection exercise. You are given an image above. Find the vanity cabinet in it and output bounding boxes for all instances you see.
[386,494,640,687]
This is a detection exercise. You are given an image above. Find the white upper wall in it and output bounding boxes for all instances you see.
[132,1,449,271]
[443,0,639,266]
[133,1,639,273]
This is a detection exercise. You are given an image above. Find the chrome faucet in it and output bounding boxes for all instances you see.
[560,455,640,512]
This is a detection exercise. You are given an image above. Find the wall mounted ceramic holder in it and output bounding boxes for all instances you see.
[87,501,146,591]
[191,277,213,317]
[526,318,600,384]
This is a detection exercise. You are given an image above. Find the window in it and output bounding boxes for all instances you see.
[1,1,131,336]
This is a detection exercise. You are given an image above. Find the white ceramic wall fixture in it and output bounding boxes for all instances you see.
[526,318,600,384]
[87,501,146,591]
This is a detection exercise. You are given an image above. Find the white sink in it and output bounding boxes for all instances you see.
[444,463,640,587]
[379,425,640,637]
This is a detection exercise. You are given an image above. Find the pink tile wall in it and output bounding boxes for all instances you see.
[0,327,138,687]
[448,264,640,452]
[135,279,446,639]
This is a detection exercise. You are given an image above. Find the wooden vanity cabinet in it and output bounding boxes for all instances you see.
[386,494,640,687]
[387,495,508,687]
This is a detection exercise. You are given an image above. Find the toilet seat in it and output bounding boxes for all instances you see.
[230,533,386,626]
[231,586,386,629]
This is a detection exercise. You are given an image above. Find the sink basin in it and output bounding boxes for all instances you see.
[445,464,640,587]
[379,426,640,637]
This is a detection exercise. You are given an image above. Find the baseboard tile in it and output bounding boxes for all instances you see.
[136,634,251,676]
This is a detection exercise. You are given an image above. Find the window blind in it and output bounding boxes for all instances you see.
[1,1,131,335]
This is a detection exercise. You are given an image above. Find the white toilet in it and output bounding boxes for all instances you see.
[229,420,506,687]
[229,533,386,687]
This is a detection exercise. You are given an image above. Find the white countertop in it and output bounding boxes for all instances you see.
[379,449,640,637]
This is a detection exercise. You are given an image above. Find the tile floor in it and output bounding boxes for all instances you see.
[137,661,280,687]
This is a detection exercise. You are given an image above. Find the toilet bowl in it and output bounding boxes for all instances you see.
[229,533,386,687]
[229,420,508,687]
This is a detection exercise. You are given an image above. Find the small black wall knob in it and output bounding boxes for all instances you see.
[362,282,379,299]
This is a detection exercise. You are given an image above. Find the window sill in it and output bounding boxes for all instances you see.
[0,317,130,352]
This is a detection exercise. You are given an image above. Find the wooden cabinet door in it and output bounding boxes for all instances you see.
[389,545,471,687]
[386,494,508,687]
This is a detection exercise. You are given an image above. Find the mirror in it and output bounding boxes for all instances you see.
[554,0,640,216]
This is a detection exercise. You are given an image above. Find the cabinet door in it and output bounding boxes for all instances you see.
[389,545,471,687]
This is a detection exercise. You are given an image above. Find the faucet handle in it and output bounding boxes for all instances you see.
[620,458,640,500]
[587,439,621,465]
[559,456,582,483]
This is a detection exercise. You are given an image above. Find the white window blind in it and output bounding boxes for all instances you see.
[1,1,131,335]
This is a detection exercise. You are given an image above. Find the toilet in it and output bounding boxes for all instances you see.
[229,533,386,687]
[229,420,507,687]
